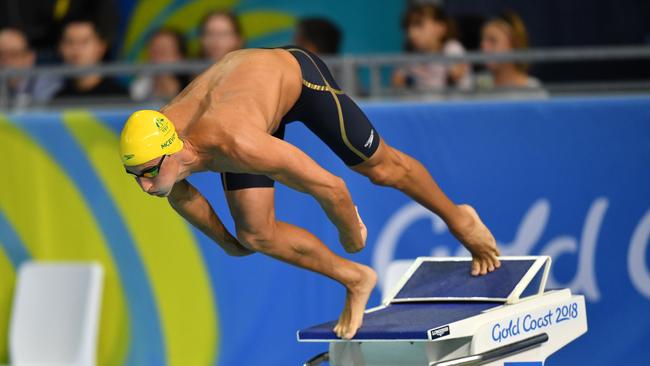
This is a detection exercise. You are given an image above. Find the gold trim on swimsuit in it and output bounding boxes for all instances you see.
[285,48,369,161]
[301,79,344,94]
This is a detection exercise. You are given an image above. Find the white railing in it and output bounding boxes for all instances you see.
[1,45,649,110]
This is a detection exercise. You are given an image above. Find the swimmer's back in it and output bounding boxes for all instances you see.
[162,48,303,134]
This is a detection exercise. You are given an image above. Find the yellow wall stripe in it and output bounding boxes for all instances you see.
[0,246,14,364]
[238,11,295,39]
[123,0,173,53]
[0,116,129,366]
[165,0,237,31]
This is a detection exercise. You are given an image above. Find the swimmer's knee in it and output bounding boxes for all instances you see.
[365,165,394,186]
[364,153,410,188]
[236,225,277,251]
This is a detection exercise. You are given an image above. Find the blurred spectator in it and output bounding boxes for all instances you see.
[130,28,190,101]
[392,3,472,91]
[55,19,126,99]
[200,11,244,62]
[294,17,342,55]
[0,0,118,62]
[477,11,543,91]
[0,28,60,107]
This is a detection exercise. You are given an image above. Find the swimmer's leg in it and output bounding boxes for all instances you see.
[278,47,499,275]
[224,187,376,339]
[351,139,501,275]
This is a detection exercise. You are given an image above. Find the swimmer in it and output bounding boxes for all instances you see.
[119,46,500,340]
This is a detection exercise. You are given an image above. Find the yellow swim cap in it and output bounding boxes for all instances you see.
[120,110,184,166]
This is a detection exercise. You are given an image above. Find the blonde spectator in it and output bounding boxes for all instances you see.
[392,3,472,91]
[478,11,543,91]
[130,28,190,101]
[199,11,244,62]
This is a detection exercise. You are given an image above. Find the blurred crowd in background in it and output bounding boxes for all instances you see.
[0,0,649,107]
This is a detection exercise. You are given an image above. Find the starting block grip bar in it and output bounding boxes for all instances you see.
[431,333,549,366]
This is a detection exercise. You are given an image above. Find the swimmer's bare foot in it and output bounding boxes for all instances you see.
[333,264,377,339]
[450,204,501,276]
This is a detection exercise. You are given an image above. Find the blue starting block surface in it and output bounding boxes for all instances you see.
[393,259,536,301]
[298,301,497,341]
[298,257,551,342]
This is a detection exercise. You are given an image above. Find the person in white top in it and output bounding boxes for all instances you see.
[477,11,545,95]
[392,3,472,91]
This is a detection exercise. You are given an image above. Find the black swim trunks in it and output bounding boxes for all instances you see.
[220,46,381,191]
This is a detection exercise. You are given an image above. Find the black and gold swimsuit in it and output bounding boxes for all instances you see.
[220,45,381,191]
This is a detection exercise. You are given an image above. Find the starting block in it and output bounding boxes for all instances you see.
[298,256,587,366]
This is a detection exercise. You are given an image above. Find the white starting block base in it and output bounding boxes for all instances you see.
[299,256,588,366]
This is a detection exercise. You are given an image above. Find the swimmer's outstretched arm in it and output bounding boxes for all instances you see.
[168,179,254,256]
[226,127,366,253]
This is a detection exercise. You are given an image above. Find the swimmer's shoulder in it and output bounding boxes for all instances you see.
[220,48,297,69]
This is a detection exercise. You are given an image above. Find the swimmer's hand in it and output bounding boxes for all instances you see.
[356,206,368,248]
[449,204,501,276]
[168,180,255,257]
[339,206,367,253]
